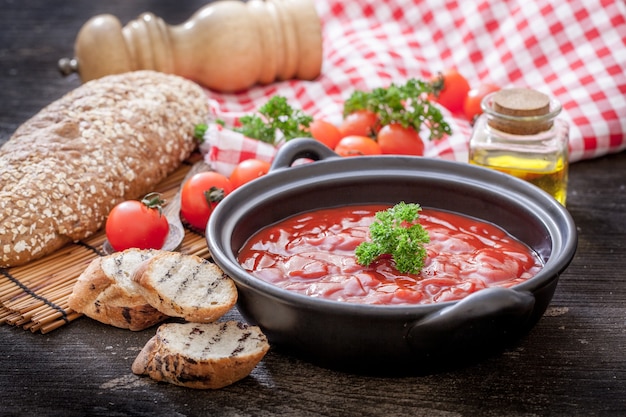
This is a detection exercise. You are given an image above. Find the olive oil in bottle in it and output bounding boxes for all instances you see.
[468,88,569,205]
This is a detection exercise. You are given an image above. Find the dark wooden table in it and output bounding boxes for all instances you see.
[1,1,625,416]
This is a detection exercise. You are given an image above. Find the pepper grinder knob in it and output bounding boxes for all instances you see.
[57,0,323,92]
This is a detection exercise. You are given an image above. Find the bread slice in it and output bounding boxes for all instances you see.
[132,321,270,389]
[132,251,237,323]
[68,249,168,331]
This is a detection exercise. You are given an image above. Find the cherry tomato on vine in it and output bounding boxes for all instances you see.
[464,83,500,123]
[309,119,342,149]
[376,123,425,156]
[335,135,382,157]
[431,69,471,114]
[229,158,271,189]
[339,110,379,138]
[180,172,233,230]
[105,193,169,251]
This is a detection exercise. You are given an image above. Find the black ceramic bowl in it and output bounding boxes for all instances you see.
[207,139,577,374]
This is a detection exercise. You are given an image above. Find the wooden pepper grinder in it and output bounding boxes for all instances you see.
[58,0,323,92]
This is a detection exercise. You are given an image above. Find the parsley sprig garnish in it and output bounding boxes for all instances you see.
[355,202,430,274]
[343,78,452,140]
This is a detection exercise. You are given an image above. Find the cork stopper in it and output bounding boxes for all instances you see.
[488,88,552,135]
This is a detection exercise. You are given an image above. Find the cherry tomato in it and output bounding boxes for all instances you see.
[431,69,470,114]
[180,172,233,230]
[335,135,381,157]
[309,119,342,149]
[229,158,271,189]
[105,193,169,251]
[464,83,500,123]
[339,110,379,138]
[376,123,425,156]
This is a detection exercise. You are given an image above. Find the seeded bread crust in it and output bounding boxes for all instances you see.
[132,251,238,323]
[68,249,168,331]
[0,70,208,267]
[132,321,270,389]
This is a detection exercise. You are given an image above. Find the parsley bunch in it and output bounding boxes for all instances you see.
[194,96,312,145]
[355,202,430,274]
[343,78,452,140]
[235,96,313,145]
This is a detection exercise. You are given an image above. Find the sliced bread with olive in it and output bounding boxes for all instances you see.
[132,321,270,389]
[68,248,168,331]
[131,251,238,323]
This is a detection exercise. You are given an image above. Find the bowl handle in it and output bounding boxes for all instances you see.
[406,287,536,352]
[271,138,340,171]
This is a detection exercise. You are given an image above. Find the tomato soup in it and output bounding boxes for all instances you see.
[237,205,543,305]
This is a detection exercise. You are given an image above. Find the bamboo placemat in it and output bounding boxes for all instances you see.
[0,158,213,334]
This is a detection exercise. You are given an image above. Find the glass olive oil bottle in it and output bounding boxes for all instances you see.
[469,88,569,205]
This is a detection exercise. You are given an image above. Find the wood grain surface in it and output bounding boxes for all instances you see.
[1,1,624,416]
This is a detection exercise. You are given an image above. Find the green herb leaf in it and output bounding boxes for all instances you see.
[343,78,452,140]
[194,119,225,143]
[194,123,208,142]
[355,202,430,274]
[234,96,313,145]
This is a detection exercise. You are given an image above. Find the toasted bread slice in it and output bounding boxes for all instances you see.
[132,251,237,323]
[132,321,270,389]
[68,249,168,331]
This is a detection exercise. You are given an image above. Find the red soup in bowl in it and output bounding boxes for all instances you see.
[238,204,543,305]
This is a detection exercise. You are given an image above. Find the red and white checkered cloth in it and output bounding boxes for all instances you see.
[201,0,626,175]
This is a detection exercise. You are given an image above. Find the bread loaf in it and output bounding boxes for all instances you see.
[0,70,208,267]
[132,251,238,323]
[132,321,270,389]
[68,249,168,331]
